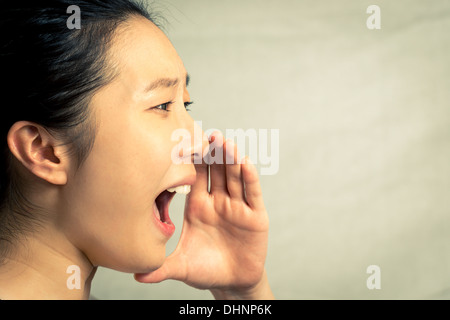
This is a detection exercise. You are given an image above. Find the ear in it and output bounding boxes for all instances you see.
[7,121,70,185]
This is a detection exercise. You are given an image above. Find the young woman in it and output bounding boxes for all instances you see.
[0,0,273,299]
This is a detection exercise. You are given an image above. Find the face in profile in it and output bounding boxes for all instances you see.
[59,16,209,274]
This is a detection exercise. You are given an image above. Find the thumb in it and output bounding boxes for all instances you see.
[134,253,185,284]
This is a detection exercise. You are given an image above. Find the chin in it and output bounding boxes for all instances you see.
[127,247,167,274]
[93,241,166,275]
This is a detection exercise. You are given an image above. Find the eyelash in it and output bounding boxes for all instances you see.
[153,101,194,112]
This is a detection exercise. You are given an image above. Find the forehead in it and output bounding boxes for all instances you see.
[111,16,186,88]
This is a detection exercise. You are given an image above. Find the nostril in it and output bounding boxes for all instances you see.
[192,152,204,164]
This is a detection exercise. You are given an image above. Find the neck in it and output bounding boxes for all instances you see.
[0,228,95,300]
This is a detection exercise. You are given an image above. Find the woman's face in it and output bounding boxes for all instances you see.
[60,17,208,273]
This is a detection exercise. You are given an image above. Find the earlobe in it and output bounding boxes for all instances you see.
[7,121,69,185]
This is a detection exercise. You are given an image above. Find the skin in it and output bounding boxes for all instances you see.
[0,16,273,300]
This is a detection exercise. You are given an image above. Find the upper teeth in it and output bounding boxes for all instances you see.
[167,185,191,194]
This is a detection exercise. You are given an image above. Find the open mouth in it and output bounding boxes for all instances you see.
[154,190,176,224]
[153,185,192,237]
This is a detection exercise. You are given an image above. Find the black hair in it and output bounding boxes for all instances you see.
[0,0,158,257]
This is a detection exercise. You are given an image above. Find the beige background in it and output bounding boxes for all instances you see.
[90,0,450,299]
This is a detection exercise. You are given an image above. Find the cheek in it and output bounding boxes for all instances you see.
[91,111,176,198]
[62,116,176,272]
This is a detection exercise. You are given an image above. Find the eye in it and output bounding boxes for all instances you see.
[150,101,193,113]
[184,101,194,112]
[152,102,173,112]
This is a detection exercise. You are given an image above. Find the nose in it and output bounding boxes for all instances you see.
[174,116,210,164]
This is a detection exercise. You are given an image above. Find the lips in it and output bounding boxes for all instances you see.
[153,192,175,238]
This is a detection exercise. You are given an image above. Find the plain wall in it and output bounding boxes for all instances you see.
[90,0,450,299]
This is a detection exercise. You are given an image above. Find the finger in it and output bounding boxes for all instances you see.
[241,156,265,210]
[208,131,227,195]
[224,139,245,200]
[190,155,209,195]
[134,254,184,284]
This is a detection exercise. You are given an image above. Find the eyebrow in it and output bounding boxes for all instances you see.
[144,73,190,92]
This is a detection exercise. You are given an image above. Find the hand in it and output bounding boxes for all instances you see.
[135,131,273,299]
